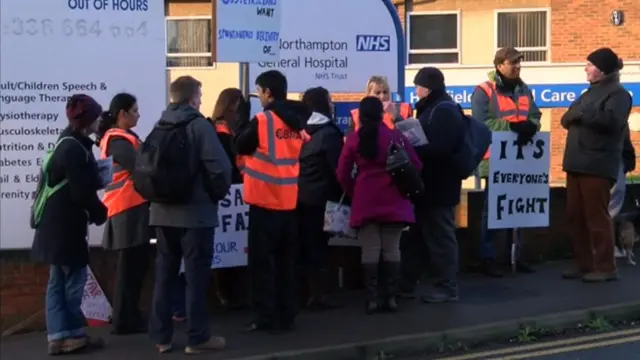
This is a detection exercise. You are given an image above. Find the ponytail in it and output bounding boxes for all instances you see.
[356,96,384,160]
[95,111,116,145]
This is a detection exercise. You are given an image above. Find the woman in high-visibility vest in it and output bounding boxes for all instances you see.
[348,76,413,133]
[97,93,149,335]
[200,88,247,310]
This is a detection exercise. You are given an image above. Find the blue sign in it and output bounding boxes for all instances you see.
[403,83,640,109]
[334,101,359,133]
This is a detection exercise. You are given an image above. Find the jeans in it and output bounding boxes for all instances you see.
[149,227,214,346]
[46,265,87,341]
[479,181,522,261]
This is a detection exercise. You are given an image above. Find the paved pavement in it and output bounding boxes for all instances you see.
[2,262,640,359]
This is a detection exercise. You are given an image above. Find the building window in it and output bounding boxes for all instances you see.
[166,17,214,68]
[406,12,460,65]
[496,10,549,62]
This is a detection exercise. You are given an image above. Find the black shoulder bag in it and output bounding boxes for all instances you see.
[386,135,425,201]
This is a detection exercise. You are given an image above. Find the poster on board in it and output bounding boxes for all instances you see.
[248,0,400,92]
[487,131,551,230]
[0,0,166,249]
[215,0,282,63]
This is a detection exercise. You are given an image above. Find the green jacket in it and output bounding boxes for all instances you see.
[471,71,542,178]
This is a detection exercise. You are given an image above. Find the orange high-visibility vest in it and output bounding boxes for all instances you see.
[215,121,246,172]
[241,111,309,211]
[99,128,147,218]
[350,102,412,131]
[477,81,531,160]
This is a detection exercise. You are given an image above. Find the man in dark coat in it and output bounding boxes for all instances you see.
[400,67,465,303]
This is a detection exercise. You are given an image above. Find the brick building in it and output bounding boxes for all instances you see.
[2,0,640,331]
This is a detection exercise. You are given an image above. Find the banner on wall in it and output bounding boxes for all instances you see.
[487,131,551,230]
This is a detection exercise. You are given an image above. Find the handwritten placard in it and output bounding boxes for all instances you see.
[488,131,551,229]
[80,267,112,323]
[215,0,282,62]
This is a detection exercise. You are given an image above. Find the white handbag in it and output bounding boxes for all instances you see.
[323,194,357,238]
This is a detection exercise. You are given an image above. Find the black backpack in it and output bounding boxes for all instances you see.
[132,119,197,204]
[429,101,491,178]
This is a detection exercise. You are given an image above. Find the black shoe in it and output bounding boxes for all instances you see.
[242,320,275,333]
[515,261,536,274]
[480,260,504,278]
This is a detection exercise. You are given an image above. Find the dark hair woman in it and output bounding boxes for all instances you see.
[336,96,422,315]
[200,88,247,310]
[209,88,244,184]
[297,86,343,310]
[31,94,108,355]
[96,93,150,335]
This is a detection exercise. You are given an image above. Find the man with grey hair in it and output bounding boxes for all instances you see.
[149,76,232,354]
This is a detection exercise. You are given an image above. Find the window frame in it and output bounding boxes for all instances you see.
[165,15,216,70]
[493,8,551,64]
[405,10,462,67]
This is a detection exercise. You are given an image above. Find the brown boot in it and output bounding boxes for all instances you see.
[60,336,89,353]
[48,340,64,355]
[582,272,619,283]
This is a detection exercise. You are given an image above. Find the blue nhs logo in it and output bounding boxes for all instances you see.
[356,35,390,52]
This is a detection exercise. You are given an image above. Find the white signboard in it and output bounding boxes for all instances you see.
[215,0,282,62]
[488,132,551,229]
[0,0,166,249]
[212,184,249,268]
[248,0,400,92]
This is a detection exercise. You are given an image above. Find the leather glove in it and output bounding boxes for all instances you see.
[509,121,538,146]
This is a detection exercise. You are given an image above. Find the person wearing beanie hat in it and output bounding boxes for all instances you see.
[398,67,465,303]
[470,48,542,278]
[31,93,108,355]
[560,47,631,283]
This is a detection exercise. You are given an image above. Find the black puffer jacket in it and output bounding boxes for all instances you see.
[297,112,344,207]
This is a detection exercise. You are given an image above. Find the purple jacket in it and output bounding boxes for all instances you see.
[337,124,422,228]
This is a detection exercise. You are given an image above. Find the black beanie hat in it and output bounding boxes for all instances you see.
[587,48,624,75]
[413,67,445,91]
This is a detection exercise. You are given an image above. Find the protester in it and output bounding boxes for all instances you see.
[234,70,310,332]
[149,76,232,354]
[210,87,244,184]
[96,93,150,335]
[471,47,541,277]
[337,96,422,314]
[349,76,412,133]
[298,86,344,310]
[399,67,464,303]
[208,87,248,309]
[31,94,107,355]
[561,48,631,283]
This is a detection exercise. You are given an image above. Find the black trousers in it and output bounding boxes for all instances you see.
[297,204,330,272]
[149,227,214,346]
[248,205,298,326]
[112,243,150,330]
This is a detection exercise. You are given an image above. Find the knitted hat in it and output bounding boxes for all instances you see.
[66,94,102,130]
[413,67,445,91]
[587,48,624,75]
